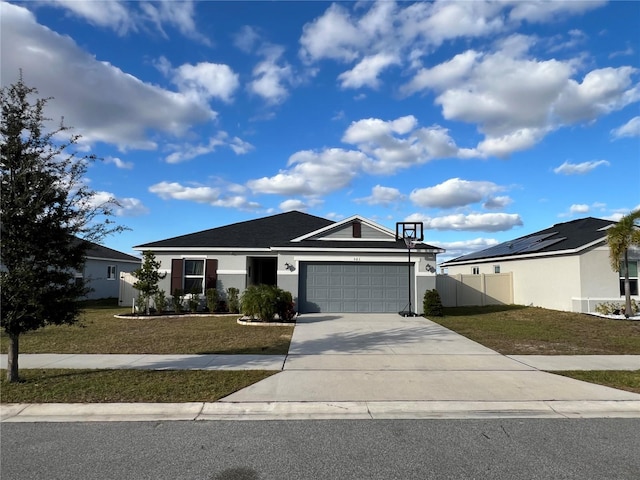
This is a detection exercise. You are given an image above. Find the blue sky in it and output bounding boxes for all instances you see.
[2,0,638,263]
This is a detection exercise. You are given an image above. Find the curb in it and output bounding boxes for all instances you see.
[3,400,640,422]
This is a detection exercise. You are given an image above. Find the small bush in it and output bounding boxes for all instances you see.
[595,300,638,316]
[423,289,443,317]
[275,289,296,322]
[227,287,240,314]
[172,289,184,314]
[153,290,167,313]
[188,291,200,312]
[135,294,147,314]
[206,288,219,313]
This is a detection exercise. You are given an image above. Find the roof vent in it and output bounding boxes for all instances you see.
[352,221,361,238]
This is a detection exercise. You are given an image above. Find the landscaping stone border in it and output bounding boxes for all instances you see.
[237,317,296,326]
[113,313,240,320]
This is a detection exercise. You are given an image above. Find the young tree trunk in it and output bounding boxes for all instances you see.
[623,249,632,318]
[7,333,20,382]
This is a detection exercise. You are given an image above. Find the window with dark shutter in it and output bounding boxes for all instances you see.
[171,259,183,293]
[206,259,218,289]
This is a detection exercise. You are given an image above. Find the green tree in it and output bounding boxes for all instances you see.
[1,75,122,382]
[607,209,640,318]
[132,251,166,315]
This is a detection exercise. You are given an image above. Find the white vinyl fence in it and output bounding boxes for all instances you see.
[436,273,513,307]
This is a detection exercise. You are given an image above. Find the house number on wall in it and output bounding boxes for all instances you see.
[353,257,361,262]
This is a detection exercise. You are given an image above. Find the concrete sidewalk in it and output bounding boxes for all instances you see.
[0,353,286,371]
[1,353,638,372]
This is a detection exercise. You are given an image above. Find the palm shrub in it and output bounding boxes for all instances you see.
[423,289,443,317]
[606,209,640,317]
[241,284,278,321]
[206,288,219,312]
[227,287,240,314]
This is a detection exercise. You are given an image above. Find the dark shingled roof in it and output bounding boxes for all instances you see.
[85,241,141,262]
[444,217,614,264]
[135,211,335,249]
[136,211,443,251]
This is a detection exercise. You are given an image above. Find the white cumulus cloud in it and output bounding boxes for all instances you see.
[247,148,369,196]
[406,212,523,232]
[90,191,148,216]
[611,116,640,139]
[338,53,400,89]
[171,61,240,103]
[1,3,215,151]
[356,185,405,206]
[553,160,610,175]
[104,156,133,170]
[149,182,260,210]
[570,204,590,214]
[409,178,507,209]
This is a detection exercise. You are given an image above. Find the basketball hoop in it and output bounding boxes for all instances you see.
[395,222,423,246]
[395,222,424,317]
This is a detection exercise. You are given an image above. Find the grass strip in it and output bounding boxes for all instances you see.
[0,308,293,355]
[552,370,640,395]
[0,369,276,403]
[431,305,640,355]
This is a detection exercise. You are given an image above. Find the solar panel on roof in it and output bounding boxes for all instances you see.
[457,232,560,261]
[521,237,566,253]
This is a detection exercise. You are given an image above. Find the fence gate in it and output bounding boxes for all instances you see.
[119,272,137,307]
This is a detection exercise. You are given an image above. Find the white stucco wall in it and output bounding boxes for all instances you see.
[443,244,635,312]
[148,249,439,314]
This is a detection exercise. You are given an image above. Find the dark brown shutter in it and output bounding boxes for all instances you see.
[171,259,183,293]
[205,259,218,289]
[352,221,361,238]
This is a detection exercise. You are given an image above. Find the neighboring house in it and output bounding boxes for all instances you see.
[134,211,444,314]
[440,217,639,313]
[80,241,141,300]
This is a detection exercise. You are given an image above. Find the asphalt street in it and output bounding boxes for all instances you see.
[2,419,639,479]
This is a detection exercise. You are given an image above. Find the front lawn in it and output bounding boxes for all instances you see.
[553,370,640,395]
[0,307,293,355]
[430,305,640,355]
[0,369,275,403]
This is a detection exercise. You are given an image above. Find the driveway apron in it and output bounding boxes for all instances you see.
[221,314,640,403]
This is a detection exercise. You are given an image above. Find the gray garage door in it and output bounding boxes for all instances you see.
[299,262,413,313]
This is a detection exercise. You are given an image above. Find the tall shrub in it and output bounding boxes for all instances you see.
[132,250,166,315]
[275,289,296,322]
[227,287,240,314]
[423,289,443,317]
[206,288,219,312]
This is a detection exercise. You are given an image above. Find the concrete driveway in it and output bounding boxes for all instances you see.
[221,313,640,403]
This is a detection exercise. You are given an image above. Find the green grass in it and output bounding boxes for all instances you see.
[0,307,293,355]
[430,305,640,355]
[0,369,276,403]
[3,304,639,403]
[554,370,640,394]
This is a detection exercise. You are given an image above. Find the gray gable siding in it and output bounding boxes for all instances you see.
[319,222,391,241]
